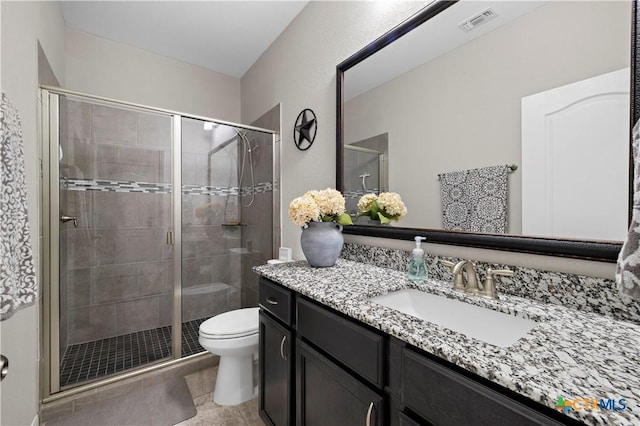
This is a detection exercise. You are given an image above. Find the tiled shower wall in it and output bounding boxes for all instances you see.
[60,99,174,346]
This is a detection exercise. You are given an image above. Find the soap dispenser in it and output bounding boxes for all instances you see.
[408,236,428,283]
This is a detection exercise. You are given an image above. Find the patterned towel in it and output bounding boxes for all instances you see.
[616,120,640,300]
[1,92,37,321]
[439,165,509,233]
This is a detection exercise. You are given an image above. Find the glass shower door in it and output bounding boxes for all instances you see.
[343,144,385,224]
[53,93,175,390]
[179,118,243,357]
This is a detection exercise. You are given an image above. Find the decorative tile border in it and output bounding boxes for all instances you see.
[64,178,272,196]
[341,242,640,324]
[344,189,380,199]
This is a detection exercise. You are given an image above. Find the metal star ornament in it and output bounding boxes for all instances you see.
[294,109,317,150]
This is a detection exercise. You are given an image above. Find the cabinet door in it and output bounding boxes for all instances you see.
[402,349,564,426]
[260,311,293,426]
[296,340,383,426]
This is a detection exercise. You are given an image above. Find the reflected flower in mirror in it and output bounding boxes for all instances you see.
[358,192,407,224]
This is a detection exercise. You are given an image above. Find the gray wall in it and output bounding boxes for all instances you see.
[1,1,66,424]
[65,28,241,122]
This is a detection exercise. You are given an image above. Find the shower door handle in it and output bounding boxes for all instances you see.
[60,214,78,227]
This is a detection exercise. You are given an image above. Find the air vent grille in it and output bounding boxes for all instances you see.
[458,8,498,32]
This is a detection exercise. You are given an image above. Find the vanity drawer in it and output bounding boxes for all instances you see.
[296,297,384,389]
[402,348,564,426]
[259,278,293,326]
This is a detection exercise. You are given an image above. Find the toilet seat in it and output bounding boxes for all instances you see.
[199,307,259,339]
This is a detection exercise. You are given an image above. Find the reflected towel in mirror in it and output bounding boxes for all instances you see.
[439,164,509,233]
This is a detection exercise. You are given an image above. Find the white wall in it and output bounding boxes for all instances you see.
[65,28,241,122]
[1,1,66,424]
[241,1,616,279]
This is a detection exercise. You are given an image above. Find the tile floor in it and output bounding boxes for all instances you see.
[175,397,265,426]
[60,318,207,388]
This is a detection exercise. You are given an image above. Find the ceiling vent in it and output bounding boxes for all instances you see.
[458,8,498,32]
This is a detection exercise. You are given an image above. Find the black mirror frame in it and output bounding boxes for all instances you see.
[336,0,637,262]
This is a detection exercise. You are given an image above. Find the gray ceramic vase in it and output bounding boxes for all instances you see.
[300,221,344,267]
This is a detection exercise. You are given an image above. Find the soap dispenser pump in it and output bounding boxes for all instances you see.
[408,236,428,283]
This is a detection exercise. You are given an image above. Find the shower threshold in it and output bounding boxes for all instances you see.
[59,317,207,389]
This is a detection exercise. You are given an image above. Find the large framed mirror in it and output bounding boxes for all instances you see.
[337,0,639,262]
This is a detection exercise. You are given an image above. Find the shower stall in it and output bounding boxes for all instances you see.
[41,88,277,397]
[343,133,388,223]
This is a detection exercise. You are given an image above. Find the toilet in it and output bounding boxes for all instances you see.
[198,307,260,406]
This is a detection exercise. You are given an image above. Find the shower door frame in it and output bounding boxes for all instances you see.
[40,87,276,401]
[343,144,387,194]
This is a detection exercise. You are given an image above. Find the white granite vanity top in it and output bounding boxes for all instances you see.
[254,259,640,426]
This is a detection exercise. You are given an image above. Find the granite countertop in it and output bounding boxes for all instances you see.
[254,259,640,426]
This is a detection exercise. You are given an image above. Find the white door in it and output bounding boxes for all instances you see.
[521,68,629,241]
[0,306,40,426]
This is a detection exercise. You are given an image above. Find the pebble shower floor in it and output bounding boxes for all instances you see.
[59,318,206,388]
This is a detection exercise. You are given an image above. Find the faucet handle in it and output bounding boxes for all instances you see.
[490,269,514,278]
[481,268,514,299]
[440,260,455,269]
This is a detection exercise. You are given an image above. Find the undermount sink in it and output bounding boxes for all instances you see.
[369,289,537,348]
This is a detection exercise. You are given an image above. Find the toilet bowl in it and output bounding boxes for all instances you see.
[199,307,259,406]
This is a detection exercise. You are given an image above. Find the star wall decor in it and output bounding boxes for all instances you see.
[293,108,317,151]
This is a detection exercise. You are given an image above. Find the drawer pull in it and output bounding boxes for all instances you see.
[280,336,287,360]
[366,402,374,426]
[267,297,278,305]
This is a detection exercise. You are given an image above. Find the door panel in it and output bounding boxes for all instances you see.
[522,68,629,240]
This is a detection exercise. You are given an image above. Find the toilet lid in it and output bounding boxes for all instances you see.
[199,307,259,338]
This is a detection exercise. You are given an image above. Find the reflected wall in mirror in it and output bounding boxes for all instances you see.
[337,0,636,261]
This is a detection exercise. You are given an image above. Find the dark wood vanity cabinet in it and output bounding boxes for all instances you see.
[259,277,384,426]
[400,348,566,426]
[296,297,385,426]
[258,277,574,426]
[259,278,294,426]
[259,311,293,426]
[296,340,383,426]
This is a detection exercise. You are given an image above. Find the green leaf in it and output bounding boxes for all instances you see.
[321,215,333,222]
[336,213,353,225]
[369,200,380,219]
[377,212,391,224]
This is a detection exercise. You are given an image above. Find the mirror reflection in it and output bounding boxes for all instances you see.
[343,0,631,241]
